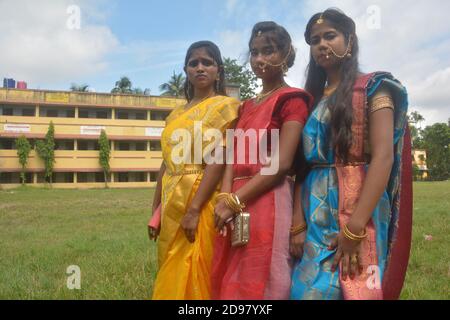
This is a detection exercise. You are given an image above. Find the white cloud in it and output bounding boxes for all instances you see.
[0,0,119,88]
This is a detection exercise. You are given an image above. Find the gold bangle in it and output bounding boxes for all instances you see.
[216,193,245,213]
[343,224,367,241]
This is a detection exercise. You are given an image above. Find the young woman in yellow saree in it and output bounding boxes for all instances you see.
[149,41,240,300]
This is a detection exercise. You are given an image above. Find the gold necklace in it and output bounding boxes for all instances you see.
[323,84,339,97]
[255,84,285,103]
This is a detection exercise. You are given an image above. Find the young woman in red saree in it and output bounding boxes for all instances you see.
[211,21,312,300]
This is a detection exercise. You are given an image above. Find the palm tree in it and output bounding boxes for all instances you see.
[159,72,185,98]
[132,88,151,96]
[111,76,133,94]
[70,83,90,92]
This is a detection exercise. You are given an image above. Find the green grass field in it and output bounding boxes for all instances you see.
[0,182,448,300]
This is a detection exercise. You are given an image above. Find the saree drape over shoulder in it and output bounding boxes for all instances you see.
[211,88,312,300]
[151,95,239,300]
[290,72,412,300]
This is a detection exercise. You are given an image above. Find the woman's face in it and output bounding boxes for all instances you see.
[185,47,219,91]
[250,34,284,80]
[309,20,350,69]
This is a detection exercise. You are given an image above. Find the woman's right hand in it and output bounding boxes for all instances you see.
[214,200,236,236]
[289,230,306,260]
[148,206,161,242]
[148,225,160,242]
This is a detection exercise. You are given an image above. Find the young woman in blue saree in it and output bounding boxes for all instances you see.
[290,9,412,300]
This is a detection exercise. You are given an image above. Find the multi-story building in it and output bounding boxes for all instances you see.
[0,88,185,189]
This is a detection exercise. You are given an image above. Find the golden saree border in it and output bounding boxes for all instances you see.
[335,73,383,300]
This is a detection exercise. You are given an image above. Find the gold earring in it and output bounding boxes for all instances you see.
[282,63,288,76]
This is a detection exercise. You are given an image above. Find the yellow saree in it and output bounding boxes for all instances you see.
[152,95,240,300]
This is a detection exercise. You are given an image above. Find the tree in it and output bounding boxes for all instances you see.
[36,122,56,186]
[223,57,258,100]
[111,77,151,96]
[408,111,426,149]
[70,83,90,92]
[15,135,32,185]
[159,72,185,98]
[412,163,421,181]
[111,76,133,94]
[421,123,450,181]
[98,130,111,188]
[132,87,151,96]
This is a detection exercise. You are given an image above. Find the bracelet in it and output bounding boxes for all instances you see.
[216,193,245,213]
[290,223,307,236]
[343,224,368,241]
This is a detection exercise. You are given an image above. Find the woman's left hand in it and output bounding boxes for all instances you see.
[180,207,201,243]
[328,231,363,281]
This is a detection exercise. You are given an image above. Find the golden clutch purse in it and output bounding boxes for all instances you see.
[231,195,250,247]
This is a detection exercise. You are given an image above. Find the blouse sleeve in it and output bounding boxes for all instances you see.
[368,84,394,114]
[279,97,309,125]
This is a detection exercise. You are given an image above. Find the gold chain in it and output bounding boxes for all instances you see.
[255,84,286,103]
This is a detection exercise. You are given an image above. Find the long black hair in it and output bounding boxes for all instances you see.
[304,8,360,163]
[248,21,296,69]
[183,41,227,102]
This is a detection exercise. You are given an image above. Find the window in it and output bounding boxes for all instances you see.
[117,111,129,119]
[135,111,147,120]
[150,141,161,151]
[47,110,58,117]
[95,172,106,182]
[118,142,130,151]
[22,108,35,116]
[79,109,89,118]
[55,140,74,150]
[151,111,170,121]
[2,107,13,116]
[0,139,15,150]
[52,173,74,183]
[150,172,158,182]
[66,109,75,118]
[136,142,147,151]
[96,111,108,119]
[118,172,128,182]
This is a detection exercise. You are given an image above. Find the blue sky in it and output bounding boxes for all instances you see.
[1,0,449,125]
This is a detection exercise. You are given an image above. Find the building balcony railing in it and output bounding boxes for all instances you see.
[0,88,185,110]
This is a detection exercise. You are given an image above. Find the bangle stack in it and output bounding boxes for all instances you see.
[216,193,246,213]
[343,224,368,241]
[290,223,307,236]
